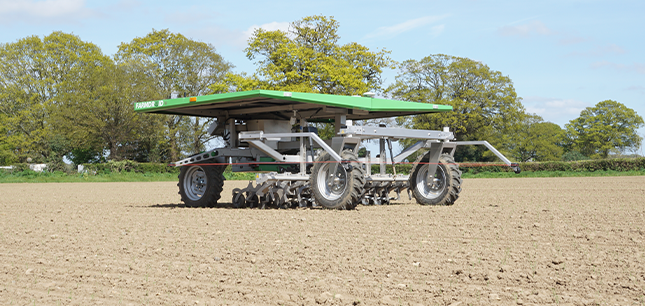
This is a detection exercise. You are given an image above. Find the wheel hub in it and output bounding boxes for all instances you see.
[184,166,207,201]
[417,164,447,200]
[318,164,348,201]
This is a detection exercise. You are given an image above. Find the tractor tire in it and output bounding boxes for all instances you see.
[409,153,462,206]
[310,150,365,210]
[178,165,226,207]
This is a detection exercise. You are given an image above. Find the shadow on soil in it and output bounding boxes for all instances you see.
[141,202,236,209]
[139,201,411,209]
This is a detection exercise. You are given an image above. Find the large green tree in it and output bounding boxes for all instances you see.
[0,32,109,163]
[566,100,644,158]
[0,114,16,165]
[54,59,165,162]
[240,15,394,94]
[505,114,564,162]
[386,54,526,161]
[117,29,233,160]
[215,15,395,139]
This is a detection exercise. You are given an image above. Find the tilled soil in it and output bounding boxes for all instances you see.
[1,176,644,305]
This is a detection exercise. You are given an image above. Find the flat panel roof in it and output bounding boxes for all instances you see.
[133,90,452,121]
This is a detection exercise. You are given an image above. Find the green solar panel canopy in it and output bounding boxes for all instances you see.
[133,90,452,121]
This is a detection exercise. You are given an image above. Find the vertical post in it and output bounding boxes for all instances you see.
[387,139,397,176]
[228,118,237,148]
[425,142,443,186]
[379,138,386,175]
[334,114,346,135]
[443,126,450,142]
[366,151,371,176]
[299,118,306,175]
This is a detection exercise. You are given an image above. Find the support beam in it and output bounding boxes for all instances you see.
[238,132,342,161]
[228,119,237,148]
[299,118,306,175]
[246,140,284,161]
[227,103,319,116]
[379,138,386,175]
[425,142,443,187]
[334,114,346,135]
[393,140,425,163]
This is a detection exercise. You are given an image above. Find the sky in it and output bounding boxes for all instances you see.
[1,0,643,154]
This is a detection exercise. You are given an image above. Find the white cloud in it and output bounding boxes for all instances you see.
[591,61,645,74]
[242,21,290,41]
[498,20,555,37]
[523,96,590,125]
[363,15,449,40]
[189,21,290,50]
[567,44,627,57]
[525,106,547,115]
[0,0,93,23]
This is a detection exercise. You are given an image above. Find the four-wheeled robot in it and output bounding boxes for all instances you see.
[134,90,519,209]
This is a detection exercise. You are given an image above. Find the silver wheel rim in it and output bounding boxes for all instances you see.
[416,164,447,200]
[184,166,207,201]
[316,163,348,201]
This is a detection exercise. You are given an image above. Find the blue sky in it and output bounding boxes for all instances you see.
[1,0,643,153]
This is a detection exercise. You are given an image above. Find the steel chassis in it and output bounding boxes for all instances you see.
[174,117,520,208]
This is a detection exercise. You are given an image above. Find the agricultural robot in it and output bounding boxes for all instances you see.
[134,90,520,209]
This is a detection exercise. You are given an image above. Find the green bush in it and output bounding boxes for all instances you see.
[3,157,644,183]
[364,158,645,174]
[561,150,588,161]
[81,161,179,174]
[137,163,179,173]
[519,158,645,172]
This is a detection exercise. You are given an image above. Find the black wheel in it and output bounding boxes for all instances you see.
[178,165,226,207]
[246,193,259,208]
[232,191,246,208]
[310,150,366,210]
[409,153,462,206]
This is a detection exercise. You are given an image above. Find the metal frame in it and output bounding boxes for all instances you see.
[164,97,520,207]
[173,124,519,184]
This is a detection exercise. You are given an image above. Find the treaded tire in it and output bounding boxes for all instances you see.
[310,150,365,210]
[178,165,226,207]
[409,153,462,206]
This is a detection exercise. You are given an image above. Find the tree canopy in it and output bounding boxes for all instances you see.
[505,114,564,162]
[117,29,233,160]
[214,15,395,139]
[0,29,233,165]
[386,54,527,161]
[1,25,643,167]
[218,15,395,96]
[54,59,163,162]
[0,31,110,163]
[566,100,644,158]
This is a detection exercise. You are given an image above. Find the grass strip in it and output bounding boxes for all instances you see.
[462,169,645,178]
[0,171,256,183]
[1,169,644,183]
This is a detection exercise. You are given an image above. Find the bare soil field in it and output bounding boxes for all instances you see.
[1,176,644,306]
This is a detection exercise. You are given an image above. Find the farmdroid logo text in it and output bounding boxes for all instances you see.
[135,100,164,109]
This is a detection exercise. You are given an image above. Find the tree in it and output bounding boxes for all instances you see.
[229,15,394,95]
[386,54,526,161]
[216,15,395,139]
[565,100,644,158]
[0,114,17,165]
[117,29,233,160]
[506,114,564,162]
[0,32,109,163]
[561,150,587,161]
[54,58,165,162]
